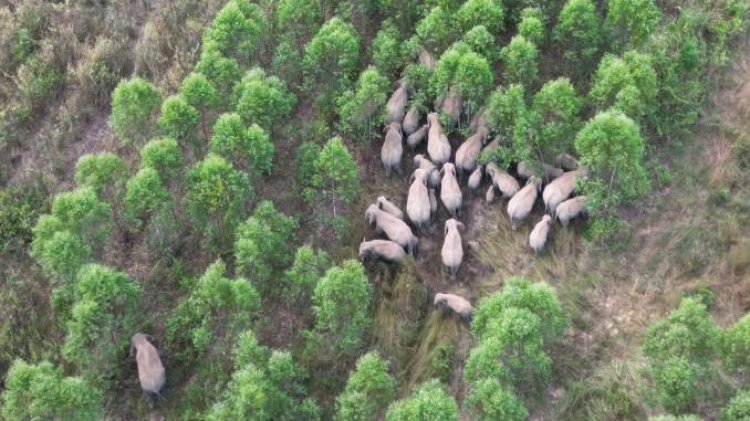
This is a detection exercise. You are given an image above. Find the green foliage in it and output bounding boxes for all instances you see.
[61,264,141,378]
[207,350,316,421]
[465,378,528,421]
[233,67,295,133]
[414,6,455,55]
[186,154,252,248]
[372,21,404,80]
[232,329,270,368]
[295,141,321,192]
[0,182,48,255]
[336,352,397,420]
[235,200,298,293]
[124,167,172,223]
[109,77,162,146]
[462,25,498,63]
[31,188,111,278]
[721,313,750,373]
[531,77,583,157]
[1,360,102,421]
[518,8,544,45]
[500,35,539,88]
[180,72,220,114]
[73,152,127,198]
[722,389,750,421]
[649,357,698,414]
[432,43,494,123]
[589,51,659,120]
[310,260,372,355]
[195,49,243,100]
[158,94,200,148]
[303,18,360,115]
[483,84,527,141]
[271,41,303,86]
[209,113,275,176]
[574,110,651,233]
[304,137,360,223]
[202,0,269,66]
[605,0,661,50]
[554,0,601,75]
[166,260,260,363]
[337,66,390,142]
[455,0,504,34]
[284,245,332,303]
[140,137,183,181]
[385,379,458,421]
[463,336,512,384]
[277,0,322,44]
[472,277,566,342]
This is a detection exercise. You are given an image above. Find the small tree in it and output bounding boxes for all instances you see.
[303,17,360,116]
[209,113,275,176]
[372,21,404,80]
[124,167,172,224]
[284,245,332,303]
[554,0,601,76]
[186,154,252,249]
[721,313,750,374]
[31,222,91,279]
[61,264,141,379]
[455,0,504,34]
[166,260,260,364]
[463,336,512,384]
[1,360,102,421]
[180,72,220,138]
[589,51,658,120]
[605,0,661,50]
[110,77,162,146]
[574,110,651,237]
[304,137,359,235]
[385,379,458,421]
[194,49,243,101]
[310,260,372,355]
[722,389,750,421]
[201,0,269,66]
[158,94,201,151]
[234,200,298,293]
[465,378,528,421]
[336,352,397,420]
[518,8,544,45]
[74,153,127,199]
[140,137,184,182]
[432,43,494,125]
[414,6,455,55]
[649,356,698,414]
[295,141,321,192]
[643,297,719,363]
[462,25,498,63]
[337,66,390,142]
[531,77,583,158]
[277,0,323,45]
[500,35,539,88]
[233,67,296,133]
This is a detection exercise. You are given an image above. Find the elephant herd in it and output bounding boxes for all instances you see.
[360,72,589,320]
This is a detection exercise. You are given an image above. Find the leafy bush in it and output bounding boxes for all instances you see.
[554,0,601,75]
[233,67,295,133]
[284,245,332,303]
[210,113,275,176]
[385,379,458,421]
[455,0,504,34]
[589,51,659,121]
[605,0,661,50]
[310,260,372,355]
[500,35,539,88]
[372,20,404,80]
[432,43,494,124]
[194,49,243,100]
[462,25,498,63]
[61,264,141,379]
[277,0,322,44]
[124,167,172,224]
[201,0,269,66]
[518,8,544,45]
[337,66,390,142]
[185,154,252,249]
[649,357,698,414]
[235,200,298,293]
[463,336,512,384]
[414,6,455,55]
[74,152,127,199]
[110,78,162,146]
[180,72,220,114]
[158,94,201,149]
[722,389,750,421]
[721,313,750,373]
[295,141,321,192]
[336,352,397,420]
[531,77,583,158]
[1,360,102,421]
[140,137,184,181]
[465,378,528,421]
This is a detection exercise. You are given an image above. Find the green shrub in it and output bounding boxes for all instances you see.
[465,378,528,421]
[74,153,127,200]
[589,51,659,121]
[554,0,601,75]
[463,336,512,384]
[194,49,243,101]
[158,94,200,149]
[462,25,498,63]
[372,20,404,80]
[234,200,298,293]
[649,357,698,414]
[209,113,275,176]
[336,352,397,420]
[124,167,172,224]
[110,78,162,146]
[432,43,494,125]
[721,313,750,373]
[232,67,295,134]
[295,141,321,192]
[500,35,539,88]
[643,297,718,364]
[455,0,504,34]
[284,245,332,303]
[337,66,390,142]
[414,6,455,55]
[531,77,583,159]
[0,183,48,255]
[385,379,458,421]
[1,360,102,421]
[722,389,750,421]
[202,0,269,66]
[605,0,661,50]
[277,0,322,44]
[518,8,544,45]
[140,137,184,181]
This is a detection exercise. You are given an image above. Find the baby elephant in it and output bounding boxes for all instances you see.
[434,293,473,320]
[130,334,166,401]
